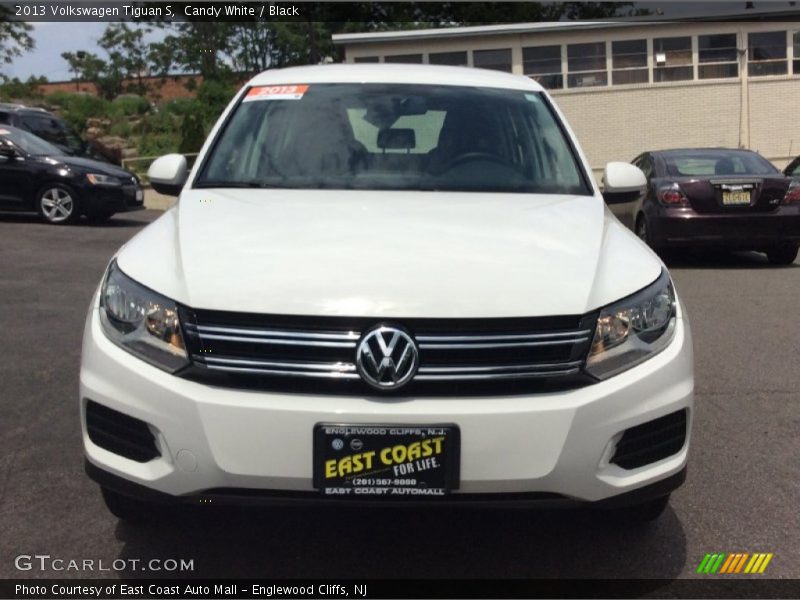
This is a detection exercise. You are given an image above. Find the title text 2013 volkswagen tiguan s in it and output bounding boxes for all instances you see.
[80,65,693,523]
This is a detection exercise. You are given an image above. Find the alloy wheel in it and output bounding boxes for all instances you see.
[40,187,75,223]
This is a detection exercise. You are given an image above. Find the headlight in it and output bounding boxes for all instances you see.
[86,173,122,186]
[99,261,188,372]
[585,269,677,380]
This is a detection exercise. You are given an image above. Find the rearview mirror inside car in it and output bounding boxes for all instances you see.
[148,154,188,197]
[602,162,647,204]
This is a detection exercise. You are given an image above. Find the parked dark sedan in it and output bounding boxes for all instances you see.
[0,126,144,224]
[629,148,800,265]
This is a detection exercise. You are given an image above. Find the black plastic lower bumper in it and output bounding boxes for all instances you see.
[85,459,686,510]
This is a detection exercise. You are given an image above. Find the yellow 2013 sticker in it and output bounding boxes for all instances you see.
[243,84,309,102]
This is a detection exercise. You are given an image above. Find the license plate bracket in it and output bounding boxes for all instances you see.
[313,423,460,497]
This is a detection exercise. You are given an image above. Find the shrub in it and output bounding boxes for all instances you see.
[44,92,110,133]
[109,94,150,117]
[179,112,206,154]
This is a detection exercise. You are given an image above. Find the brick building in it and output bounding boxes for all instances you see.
[333,15,800,177]
[37,74,204,102]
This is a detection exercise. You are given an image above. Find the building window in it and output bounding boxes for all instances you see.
[611,39,648,84]
[522,45,563,89]
[473,48,512,72]
[384,54,423,64]
[353,56,379,63]
[748,31,787,76]
[653,36,693,82]
[567,42,607,88]
[699,33,739,79]
[428,51,468,66]
[794,32,800,74]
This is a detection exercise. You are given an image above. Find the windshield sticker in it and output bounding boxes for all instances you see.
[0,129,9,135]
[243,85,309,102]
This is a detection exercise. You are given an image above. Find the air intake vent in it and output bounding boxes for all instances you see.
[611,410,687,470]
[85,401,160,463]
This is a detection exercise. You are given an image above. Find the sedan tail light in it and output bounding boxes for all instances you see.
[783,180,800,204]
[657,183,689,206]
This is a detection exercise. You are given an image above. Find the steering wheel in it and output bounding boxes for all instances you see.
[441,152,509,172]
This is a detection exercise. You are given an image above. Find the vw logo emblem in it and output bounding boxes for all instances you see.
[356,325,419,391]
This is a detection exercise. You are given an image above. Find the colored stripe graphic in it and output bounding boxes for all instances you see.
[719,554,736,573]
[758,554,774,573]
[700,553,774,574]
[697,554,712,574]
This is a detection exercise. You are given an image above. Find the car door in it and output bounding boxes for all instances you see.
[0,137,34,210]
[784,158,800,180]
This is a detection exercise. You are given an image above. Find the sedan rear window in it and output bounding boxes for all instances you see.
[664,152,779,177]
[196,83,590,195]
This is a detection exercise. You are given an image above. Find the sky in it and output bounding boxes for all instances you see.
[5,2,799,82]
[6,22,166,81]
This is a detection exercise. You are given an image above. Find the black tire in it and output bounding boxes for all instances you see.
[605,494,670,526]
[635,215,658,251]
[36,183,79,225]
[765,243,799,266]
[101,487,163,522]
[86,210,116,224]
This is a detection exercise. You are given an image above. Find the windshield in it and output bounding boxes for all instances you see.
[664,151,779,177]
[196,83,590,195]
[0,127,63,156]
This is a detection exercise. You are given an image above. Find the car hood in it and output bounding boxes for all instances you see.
[52,155,134,180]
[116,189,663,318]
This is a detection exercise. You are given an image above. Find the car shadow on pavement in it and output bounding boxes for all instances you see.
[112,504,686,584]
[660,248,798,270]
[0,213,150,228]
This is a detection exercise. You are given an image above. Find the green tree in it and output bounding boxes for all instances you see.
[0,6,34,80]
[98,23,152,95]
[61,50,107,91]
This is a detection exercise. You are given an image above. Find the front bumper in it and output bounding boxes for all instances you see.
[80,300,694,504]
[79,184,145,215]
[649,204,800,248]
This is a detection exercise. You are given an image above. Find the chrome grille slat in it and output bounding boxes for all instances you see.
[418,337,588,349]
[417,360,583,374]
[416,330,592,342]
[202,356,357,373]
[192,324,359,341]
[415,368,581,381]
[197,333,357,348]
[205,365,362,379]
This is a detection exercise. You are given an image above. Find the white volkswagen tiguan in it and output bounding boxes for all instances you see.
[80,65,693,523]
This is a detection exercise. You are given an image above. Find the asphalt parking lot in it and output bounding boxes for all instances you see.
[1,209,799,585]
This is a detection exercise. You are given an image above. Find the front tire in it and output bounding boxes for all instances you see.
[101,487,163,522]
[605,494,670,526]
[37,184,78,225]
[765,243,799,266]
[86,210,116,224]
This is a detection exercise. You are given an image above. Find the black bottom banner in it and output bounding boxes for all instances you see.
[2,579,800,599]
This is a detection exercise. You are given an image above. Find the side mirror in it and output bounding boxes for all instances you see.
[602,162,647,204]
[0,145,17,160]
[148,154,188,196]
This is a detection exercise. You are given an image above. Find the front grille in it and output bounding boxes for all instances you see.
[85,401,160,462]
[611,410,688,470]
[180,308,597,395]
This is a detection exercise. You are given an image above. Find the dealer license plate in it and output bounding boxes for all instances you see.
[135,189,144,202]
[722,189,751,205]
[313,424,460,497]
